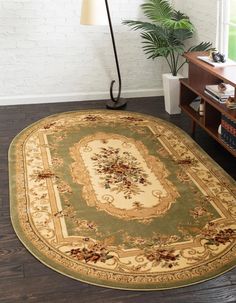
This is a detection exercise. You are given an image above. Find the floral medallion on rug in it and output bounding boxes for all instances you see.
[9,110,236,290]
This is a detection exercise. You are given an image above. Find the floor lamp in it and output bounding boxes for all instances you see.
[80,0,127,109]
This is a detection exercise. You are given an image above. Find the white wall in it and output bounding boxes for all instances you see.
[0,0,166,105]
[173,0,218,48]
[0,0,218,106]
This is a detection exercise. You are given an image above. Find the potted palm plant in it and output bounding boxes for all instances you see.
[123,0,213,114]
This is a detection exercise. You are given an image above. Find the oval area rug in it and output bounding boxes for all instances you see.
[9,110,236,290]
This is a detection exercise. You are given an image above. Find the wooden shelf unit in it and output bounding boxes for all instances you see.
[179,52,236,157]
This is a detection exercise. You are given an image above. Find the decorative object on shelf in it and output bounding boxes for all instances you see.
[226,96,236,109]
[211,51,226,63]
[189,97,201,112]
[9,110,236,290]
[199,100,204,116]
[123,0,213,115]
[218,83,227,93]
[80,0,127,109]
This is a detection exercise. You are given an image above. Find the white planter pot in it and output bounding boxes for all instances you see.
[162,73,183,115]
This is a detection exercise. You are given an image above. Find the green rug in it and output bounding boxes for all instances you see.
[9,110,236,290]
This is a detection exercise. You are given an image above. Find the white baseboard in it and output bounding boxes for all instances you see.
[0,88,163,106]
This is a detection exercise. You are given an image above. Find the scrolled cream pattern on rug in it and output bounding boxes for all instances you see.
[10,110,236,290]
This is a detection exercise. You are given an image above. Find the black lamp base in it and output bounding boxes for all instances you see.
[106,98,127,110]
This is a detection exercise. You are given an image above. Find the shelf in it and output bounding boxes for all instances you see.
[180,104,204,126]
[180,52,236,158]
[206,125,236,156]
[203,94,236,120]
[180,78,236,121]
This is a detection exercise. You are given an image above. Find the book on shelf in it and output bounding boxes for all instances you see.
[221,115,236,150]
[205,83,234,97]
[204,83,234,103]
[204,90,227,103]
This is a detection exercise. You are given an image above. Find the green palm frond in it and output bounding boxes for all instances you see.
[173,29,194,43]
[141,32,167,48]
[123,20,172,43]
[187,42,214,52]
[141,0,173,23]
[122,20,160,32]
[162,18,194,31]
[141,32,183,59]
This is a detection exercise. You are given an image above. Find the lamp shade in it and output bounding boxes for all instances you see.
[80,0,108,25]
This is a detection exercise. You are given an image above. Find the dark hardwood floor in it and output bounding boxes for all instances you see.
[0,97,236,303]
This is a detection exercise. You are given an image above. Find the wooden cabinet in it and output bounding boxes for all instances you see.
[179,52,236,157]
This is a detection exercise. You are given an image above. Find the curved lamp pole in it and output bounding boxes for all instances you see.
[80,0,127,109]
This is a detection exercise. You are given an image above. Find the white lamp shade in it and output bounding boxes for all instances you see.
[80,0,108,25]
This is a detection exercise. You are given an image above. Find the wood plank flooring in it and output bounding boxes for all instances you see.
[1,97,236,303]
